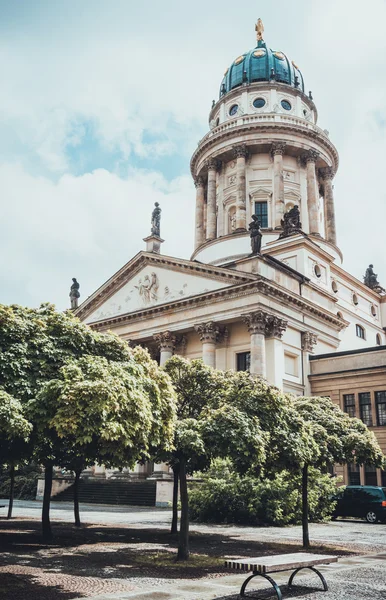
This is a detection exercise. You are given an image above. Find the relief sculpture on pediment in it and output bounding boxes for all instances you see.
[134,272,159,304]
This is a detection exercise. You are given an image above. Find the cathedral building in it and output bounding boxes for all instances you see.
[75,20,386,489]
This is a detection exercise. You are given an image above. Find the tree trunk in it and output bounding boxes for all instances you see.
[302,463,310,549]
[42,463,53,541]
[74,469,81,527]
[177,457,189,560]
[7,464,15,519]
[171,465,179,534]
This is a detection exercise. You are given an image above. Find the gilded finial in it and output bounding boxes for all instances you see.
[255,18,264,42]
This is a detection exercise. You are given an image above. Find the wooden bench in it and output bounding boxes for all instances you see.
[225,552,338,599]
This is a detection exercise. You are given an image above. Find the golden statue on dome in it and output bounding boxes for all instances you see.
[255,18,264,42]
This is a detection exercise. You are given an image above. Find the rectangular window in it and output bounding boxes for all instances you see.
[254,201,268,228]
[359,392,373,426]
[375,391,386,426]
[365,464,377,486]
[237,352,251,372]
[348,462,360,485]
[343,394,356,418]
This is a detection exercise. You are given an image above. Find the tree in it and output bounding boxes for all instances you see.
[0,390,32,518]
[163,358,270,560]
[0,304,176,538]
[294,396,385,548]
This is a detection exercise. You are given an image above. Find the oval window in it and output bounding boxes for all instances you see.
[281,99,292,111]
[229,104,239,116]
[234,55,245,65]
[337,311,343,319]
[352,293,359,306]
[371,304,377,317]
[331,280,338,293]
[253,97,266,109]
[314,264,322,278]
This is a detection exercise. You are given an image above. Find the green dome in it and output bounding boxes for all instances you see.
[220,40,305,97]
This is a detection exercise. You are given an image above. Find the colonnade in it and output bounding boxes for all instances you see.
[152,312,318,384]
[193,143,337,249]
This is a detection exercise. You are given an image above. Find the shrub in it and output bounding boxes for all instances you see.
[0,463,41,500]
[189,459,337,526]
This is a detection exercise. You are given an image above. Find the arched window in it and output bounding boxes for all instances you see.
[376,334,382,346]
[356,324,365,339]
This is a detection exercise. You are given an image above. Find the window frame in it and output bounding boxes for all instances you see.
[375,391,386,426]
[236,351,251,372]
[343,393,356,418]
[254,201,268,228]
[359,392,373,426]
[355,324,366,339]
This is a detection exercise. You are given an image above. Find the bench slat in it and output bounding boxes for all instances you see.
[225,552,338,574]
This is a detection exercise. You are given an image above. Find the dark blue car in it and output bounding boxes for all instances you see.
[332,485,386,523]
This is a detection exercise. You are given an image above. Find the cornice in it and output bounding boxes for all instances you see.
[75,251,256,321]
[190,120,339,177]
[88,276,347,333]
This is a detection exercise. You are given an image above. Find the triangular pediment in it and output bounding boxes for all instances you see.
[76,252,254,324]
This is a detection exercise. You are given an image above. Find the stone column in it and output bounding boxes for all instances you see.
[303,149,320,235]
[233,144,248,231]
[320,167,337,245]
[206,159,219,240]
[242,311,271,378]
[271,142,286,229]
[194,176,205,249]
[195,321,220,368]
[153,331,176,366]
[265,316,288,388]
[301,331,318,395]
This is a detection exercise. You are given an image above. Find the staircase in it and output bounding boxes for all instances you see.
[52,479,157,506]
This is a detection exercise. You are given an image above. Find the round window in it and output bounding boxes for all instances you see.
[253,97,266,109]
[281,99,292,111]
[229,104,239,116]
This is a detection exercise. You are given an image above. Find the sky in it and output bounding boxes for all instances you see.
[1,0,386,310]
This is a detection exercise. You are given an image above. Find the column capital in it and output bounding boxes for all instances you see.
[242,310,270,335]
[266,315,288,339]
[271,141,286,157]
[153,330,177,352]
[194,175,205,188]
[319,166,335,180]
[232,144,248,159]
[302,149,320,164]
[301,331,318,353]
[205,158,221,171]
[195,321,220,343]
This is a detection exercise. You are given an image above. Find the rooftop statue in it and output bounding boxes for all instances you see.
[69,278,80,309]
[249,214,262,255]
[255,18,264,42]
[151,202,161,237]
[364,265,385,292]
[279,205,302,239]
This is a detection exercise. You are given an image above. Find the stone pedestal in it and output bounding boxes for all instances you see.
[143,234,164,254]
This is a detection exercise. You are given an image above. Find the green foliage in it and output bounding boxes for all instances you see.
[0,463,41,500]
[0,390,32,443]
[189,459,337,526]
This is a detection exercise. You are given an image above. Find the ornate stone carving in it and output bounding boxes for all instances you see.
[255,18,264,42]
[271,141,286,157]
[303,149,320,164]
[243,311,287,337]
[195,321,220,343]
[248,215,262,254]
[194,176,204,188]
[301,331,318,353]
[364,264,385,292]
[153,331,177,353]
[319,166,335,180]
[151,202,161,236]
[232,144,248,159]
[135,272,159,304]
[266,316,288,339]
[205,158,221,171]
[69,278,80,309]
[279,205,303,239]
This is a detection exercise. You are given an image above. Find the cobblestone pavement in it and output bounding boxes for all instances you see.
[1,500,386,600]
